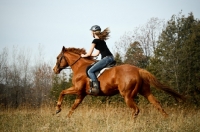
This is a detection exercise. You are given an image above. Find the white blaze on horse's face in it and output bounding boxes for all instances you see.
[53,53,68,74]
[53,55,60,74]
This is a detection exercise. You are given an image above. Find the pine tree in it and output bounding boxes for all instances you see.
[151,12,200,105]
[124,41,148,68]
[51,71,75,103]
[114,52,123,65]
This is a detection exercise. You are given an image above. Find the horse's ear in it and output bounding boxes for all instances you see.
[62,46,66,52]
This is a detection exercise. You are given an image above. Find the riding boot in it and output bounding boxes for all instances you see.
[89,81,100,95]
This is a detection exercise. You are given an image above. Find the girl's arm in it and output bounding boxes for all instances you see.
[81,43,100,57]
[91,49,100,57]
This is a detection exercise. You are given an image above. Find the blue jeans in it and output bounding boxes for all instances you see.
[88,55,115,81]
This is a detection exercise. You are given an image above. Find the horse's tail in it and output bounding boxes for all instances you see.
[139,69,185,102]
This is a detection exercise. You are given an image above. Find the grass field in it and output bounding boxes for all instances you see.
[0,103,200,132]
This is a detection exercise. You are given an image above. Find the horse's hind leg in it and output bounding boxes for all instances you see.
[124,95,140,118]
[67,94,86,118]
[139,83,168,117]
[120,83,140,118]
[147,94,168,117]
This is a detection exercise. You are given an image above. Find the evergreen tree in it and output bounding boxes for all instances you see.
[124,41,148,68]
[150,12,200,105]
[114,52,123,65]
[51,72,67,100]
[51,71,75,104]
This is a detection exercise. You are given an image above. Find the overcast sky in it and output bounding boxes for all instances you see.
[0,0,200,63]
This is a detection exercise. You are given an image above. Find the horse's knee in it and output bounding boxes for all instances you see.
[57,101,61,106]
[60,90,66,95]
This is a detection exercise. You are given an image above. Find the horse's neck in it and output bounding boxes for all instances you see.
[70,57,94,72]
[82,58,94,65]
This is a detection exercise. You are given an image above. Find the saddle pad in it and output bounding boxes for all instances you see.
[86,65,113,78]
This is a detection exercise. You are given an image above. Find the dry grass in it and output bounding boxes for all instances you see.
[0,103,200,132]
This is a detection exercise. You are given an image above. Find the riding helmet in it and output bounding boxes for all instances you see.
[90,25,101,31]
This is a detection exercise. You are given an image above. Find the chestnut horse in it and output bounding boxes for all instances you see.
[53,46,184,118]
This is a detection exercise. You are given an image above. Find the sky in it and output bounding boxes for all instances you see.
[0,0,200,64]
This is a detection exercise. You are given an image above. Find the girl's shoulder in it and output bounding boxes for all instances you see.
[93,39,105,42]
[92,39,101,43]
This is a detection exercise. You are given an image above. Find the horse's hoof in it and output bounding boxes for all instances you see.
[56,109,61,114]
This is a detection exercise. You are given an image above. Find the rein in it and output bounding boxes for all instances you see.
[59,51,97,70]
[61,52,82,69]
[69,56,81,67]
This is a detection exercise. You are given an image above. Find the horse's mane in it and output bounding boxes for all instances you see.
[65,47,95,60]
[66,47,86,55]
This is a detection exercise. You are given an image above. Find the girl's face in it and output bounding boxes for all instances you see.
[91,31,94,35]
[91,31,95,38]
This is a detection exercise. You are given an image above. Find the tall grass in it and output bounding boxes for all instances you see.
[0,103,199,132]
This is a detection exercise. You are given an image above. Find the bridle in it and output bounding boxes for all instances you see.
[57,52,81,70]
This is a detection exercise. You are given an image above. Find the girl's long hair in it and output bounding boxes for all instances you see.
[94,28,110,40]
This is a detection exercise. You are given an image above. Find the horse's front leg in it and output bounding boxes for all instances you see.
[56,86,78,114]
[67,94,86,118]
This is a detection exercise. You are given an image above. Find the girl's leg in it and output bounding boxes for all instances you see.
[87,56,114,95]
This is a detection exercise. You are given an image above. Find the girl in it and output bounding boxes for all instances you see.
[81,25,115,95]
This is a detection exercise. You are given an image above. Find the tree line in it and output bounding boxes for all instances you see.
[0,12,199,109]
[114,12,200,105]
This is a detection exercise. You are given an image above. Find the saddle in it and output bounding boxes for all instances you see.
[86,61,116,78]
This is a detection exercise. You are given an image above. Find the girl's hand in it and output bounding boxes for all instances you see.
[81,54,87,57]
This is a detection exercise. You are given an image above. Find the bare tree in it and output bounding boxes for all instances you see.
[114,31,135,61]
[134,17,165,57]
[30,45,53,107]
[114,17,165,63]
[0,48,8,84]
[0,48,9,109]
[31,62,53,107]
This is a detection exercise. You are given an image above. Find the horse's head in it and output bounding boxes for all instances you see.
[53,46,69,74]
[53,46,95,74]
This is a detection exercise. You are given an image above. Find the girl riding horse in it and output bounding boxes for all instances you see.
[81,25,115,95]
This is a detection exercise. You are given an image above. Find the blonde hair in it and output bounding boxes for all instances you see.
[94,28,110,40]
